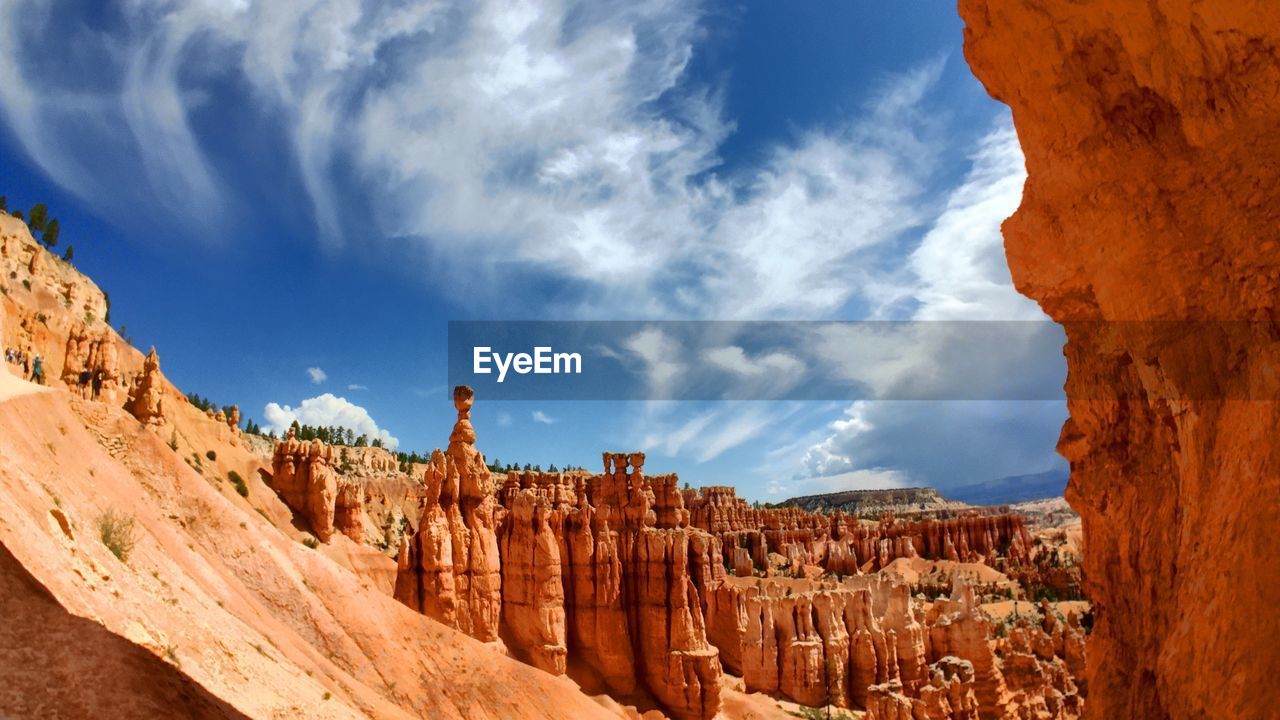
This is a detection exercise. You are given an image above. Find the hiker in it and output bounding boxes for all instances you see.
[92,368,104,399]
[30,354,44,385]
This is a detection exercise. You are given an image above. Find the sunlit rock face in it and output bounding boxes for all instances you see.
[961,2,1280,717]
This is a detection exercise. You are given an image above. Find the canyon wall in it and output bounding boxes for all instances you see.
[686,485,1032,574]
[392,392,1076,719]
[961,2,1280,718]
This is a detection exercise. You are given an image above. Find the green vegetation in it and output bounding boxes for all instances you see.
[42,218,59,247]
[302,536,319,549]
[206,450,217,461]
[96,509,137,562]
[27,202,47,233]
[483,459,587,474]
[287,420,372,447]
[227,470,249,498]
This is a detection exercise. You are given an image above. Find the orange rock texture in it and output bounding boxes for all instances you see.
[704,576,1080,719]
[686,485,1032,574]
[961,1,1280,717]
[394,387,503,642]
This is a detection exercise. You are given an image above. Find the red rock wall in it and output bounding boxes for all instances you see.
[960,2,1280,717]
[705,576,1080,719]
[687,486,1032,573]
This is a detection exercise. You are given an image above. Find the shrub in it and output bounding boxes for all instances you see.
[205,450,216,461]
[227,470,249,498]
[302,536,319,549]
[96,509,137,562]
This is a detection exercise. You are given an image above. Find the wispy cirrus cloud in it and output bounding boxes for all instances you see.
[0,2,946,321]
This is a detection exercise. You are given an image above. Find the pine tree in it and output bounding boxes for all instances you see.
[27,203,47,233]
[62,245,74,261]
[41,218,59,247]
[0,195,7,212]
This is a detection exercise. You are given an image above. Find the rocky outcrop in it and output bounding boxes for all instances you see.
[270,430,338,541]
[687,486,1032,575]
[961,2,1280,717]
[499,491,568,674]
[783,487,963,517]
[394,387,503,642]
[396,394,723,719]
[705,576,1080,719]
[495,454,723,720]
[126,347,165,426]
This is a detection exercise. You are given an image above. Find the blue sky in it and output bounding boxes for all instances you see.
[0,0,1066,500]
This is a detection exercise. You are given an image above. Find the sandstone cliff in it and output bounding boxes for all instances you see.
[961,2,1280,717]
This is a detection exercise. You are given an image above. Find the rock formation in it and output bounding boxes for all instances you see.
[705,574,1080,718]
[126,347,165,426]
[783,487,963,517]
[394,386,503,642]
[961,1,1280,717]
[685,486,1032,575]
[384,387,1080,720]
[270,430,338,541]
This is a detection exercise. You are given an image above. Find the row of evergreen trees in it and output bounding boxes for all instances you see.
[485,460,587,474]
[287,419,384,448]
[2,197,70,260]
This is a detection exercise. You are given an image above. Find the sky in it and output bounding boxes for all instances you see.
[0,0,1068,501]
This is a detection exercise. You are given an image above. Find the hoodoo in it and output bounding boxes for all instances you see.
[961,1,1280,718]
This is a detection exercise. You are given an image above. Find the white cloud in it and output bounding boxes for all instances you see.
[496,411,513,427]
[306,366,328,384]
[263,393,399,449]
[0,2,953,320]
[531,410,555,424]
[639,403,784,463]
[621,327,684,395]
[792,119,1064,492]
[347,383,367,390]
[768,468,907,498]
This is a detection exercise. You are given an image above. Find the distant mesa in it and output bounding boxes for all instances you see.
[781,487,961,517]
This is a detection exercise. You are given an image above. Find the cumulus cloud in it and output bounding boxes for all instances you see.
[263,393,398,449]
[306,367,328,384]
[531,410,556,424]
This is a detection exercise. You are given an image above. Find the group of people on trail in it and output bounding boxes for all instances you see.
[76,367,106,398]
[4,346,43,384]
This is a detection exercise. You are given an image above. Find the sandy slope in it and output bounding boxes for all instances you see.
[0,387,616,720]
